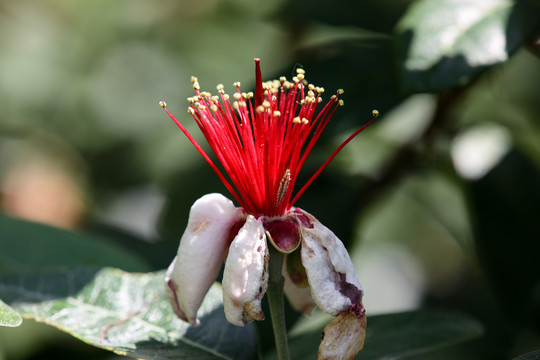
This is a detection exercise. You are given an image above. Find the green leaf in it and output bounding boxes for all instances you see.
[0,268,256,360]
[396,0,540,92]
[513,350,540,360]
[0,213,149,274]
[267,309,483,360]
[0,299,22,327]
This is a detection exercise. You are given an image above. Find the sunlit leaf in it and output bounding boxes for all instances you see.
[396,0,540,92]
[266,309,483,360]
[0,268,256,360]
[0,213,149,274]
[0,299,22,327]
[513,349,540,360]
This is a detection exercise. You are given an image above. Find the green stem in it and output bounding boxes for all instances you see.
[266,246,290,360]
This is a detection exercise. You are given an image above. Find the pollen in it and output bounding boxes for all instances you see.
[276,169,291,206]
[161,59,377,217]
[372,109,379,116]
[339,100,344,106]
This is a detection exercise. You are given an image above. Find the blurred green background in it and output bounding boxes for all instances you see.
[1,0,540,359]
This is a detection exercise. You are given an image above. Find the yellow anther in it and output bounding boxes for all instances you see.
[191,76,198,83]
[193,82,200,90]
[293,116,301,124]
[302,118,309,125]
[233,93,242,100]
[233,101,239,110]
[276,169,291,206]
[263,100,271,108]
[300,99,305,105]
[216,84,224,91]
[223,94,230,101]
[272,95,277,101]
[159,100,167,108]
[318,97,323,103]
[292,76,299,83]
[317,87,325,93]
[337,89,344,95]
[246,92,254,99]
[296,73,305,81]
[338,100,344,106]
[372,109,379,116]
[279,76,286,82]
[256,105,265,113]
[331,95,337,100]
[187,107,195,114]
[211,104,218,112]
[308,84,315,91]
[296,68,305,75]
[273,110,281,117]
[233,82,241,88]
[307,90,315,98]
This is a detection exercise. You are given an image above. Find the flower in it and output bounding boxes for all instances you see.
[162,59,376,356]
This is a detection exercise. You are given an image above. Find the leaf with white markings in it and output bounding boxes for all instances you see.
[0,268,256,360]
[0,299,22,327]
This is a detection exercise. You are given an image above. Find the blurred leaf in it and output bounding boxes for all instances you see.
[470,150,540,328]
[513,350,540,360]
[0,299,21,327]
[0,268,256,360]
[266,309,483,360]
[280,0,413,34]
[396,0,540,92]
[0,213,149,274]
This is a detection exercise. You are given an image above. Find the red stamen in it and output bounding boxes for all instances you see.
[254,58,263,108]
[160,61,377,217]
[289,112,379,208]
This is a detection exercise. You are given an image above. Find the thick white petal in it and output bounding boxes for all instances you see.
[222,215,269,326]
[165,193,243,327]
[300,211,363,316]
[283,269,316,315]
[318,308,367,360]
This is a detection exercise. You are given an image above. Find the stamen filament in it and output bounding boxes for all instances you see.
[289,112,379,208]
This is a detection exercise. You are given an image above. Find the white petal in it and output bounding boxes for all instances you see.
[165,193,243,327]
[283,267,316,315]
[222,215,269,326]
[299,211,363,316]
[318,308,367,360]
